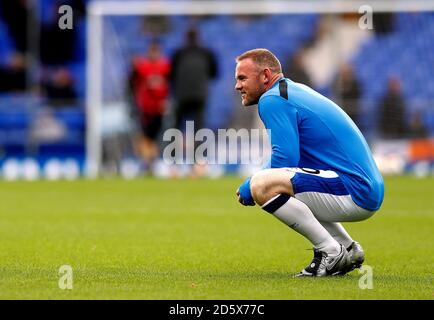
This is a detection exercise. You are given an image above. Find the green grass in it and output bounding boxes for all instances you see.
[0,176,433,299]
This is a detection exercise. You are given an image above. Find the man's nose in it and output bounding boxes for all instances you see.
[235,82,241,91]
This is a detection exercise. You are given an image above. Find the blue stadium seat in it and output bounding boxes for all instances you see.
[53,108,85,130]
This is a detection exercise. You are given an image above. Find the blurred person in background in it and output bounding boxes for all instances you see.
[408,111,428,139]
[0,53,26,92]
[284,48,312,88]
[170,27,218,176]
[40,0,80,65]
[0,0,36,53]
[127,40,171,174]
[378,77,407,139]
[332,63,362,128]
[41,68,77,107]
[171,27,218,132]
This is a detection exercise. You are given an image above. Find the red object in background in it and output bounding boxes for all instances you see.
[132,57,171,115]
[409,138,434,161]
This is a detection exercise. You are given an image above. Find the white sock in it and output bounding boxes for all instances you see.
[262,194,341,256]
[319,221,354,249]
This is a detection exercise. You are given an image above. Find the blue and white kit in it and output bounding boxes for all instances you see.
[257,78,384,219]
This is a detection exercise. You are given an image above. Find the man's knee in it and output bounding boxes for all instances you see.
[250,169,295,206]
[250,171,268,205]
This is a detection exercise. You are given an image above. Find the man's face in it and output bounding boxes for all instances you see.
[148,44,160,60]
[235,59,265,106]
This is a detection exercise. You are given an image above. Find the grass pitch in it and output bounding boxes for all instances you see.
[0,176,432,299]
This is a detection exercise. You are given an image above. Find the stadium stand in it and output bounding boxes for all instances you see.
[0,1,432,174]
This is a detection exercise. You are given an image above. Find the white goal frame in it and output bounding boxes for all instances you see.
[86,0,434,177]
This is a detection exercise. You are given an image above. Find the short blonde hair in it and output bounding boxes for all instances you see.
[236,48,282,73]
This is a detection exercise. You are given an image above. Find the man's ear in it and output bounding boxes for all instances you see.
[262,68,272,84]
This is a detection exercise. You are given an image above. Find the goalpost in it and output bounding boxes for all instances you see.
[86,0,434,178]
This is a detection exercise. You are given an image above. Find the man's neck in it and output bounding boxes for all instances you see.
[265,73,284,91]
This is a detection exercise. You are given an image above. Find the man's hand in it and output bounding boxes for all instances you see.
[236,177,255,206]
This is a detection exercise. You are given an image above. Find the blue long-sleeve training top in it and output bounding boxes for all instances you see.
[258,78,384,211]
